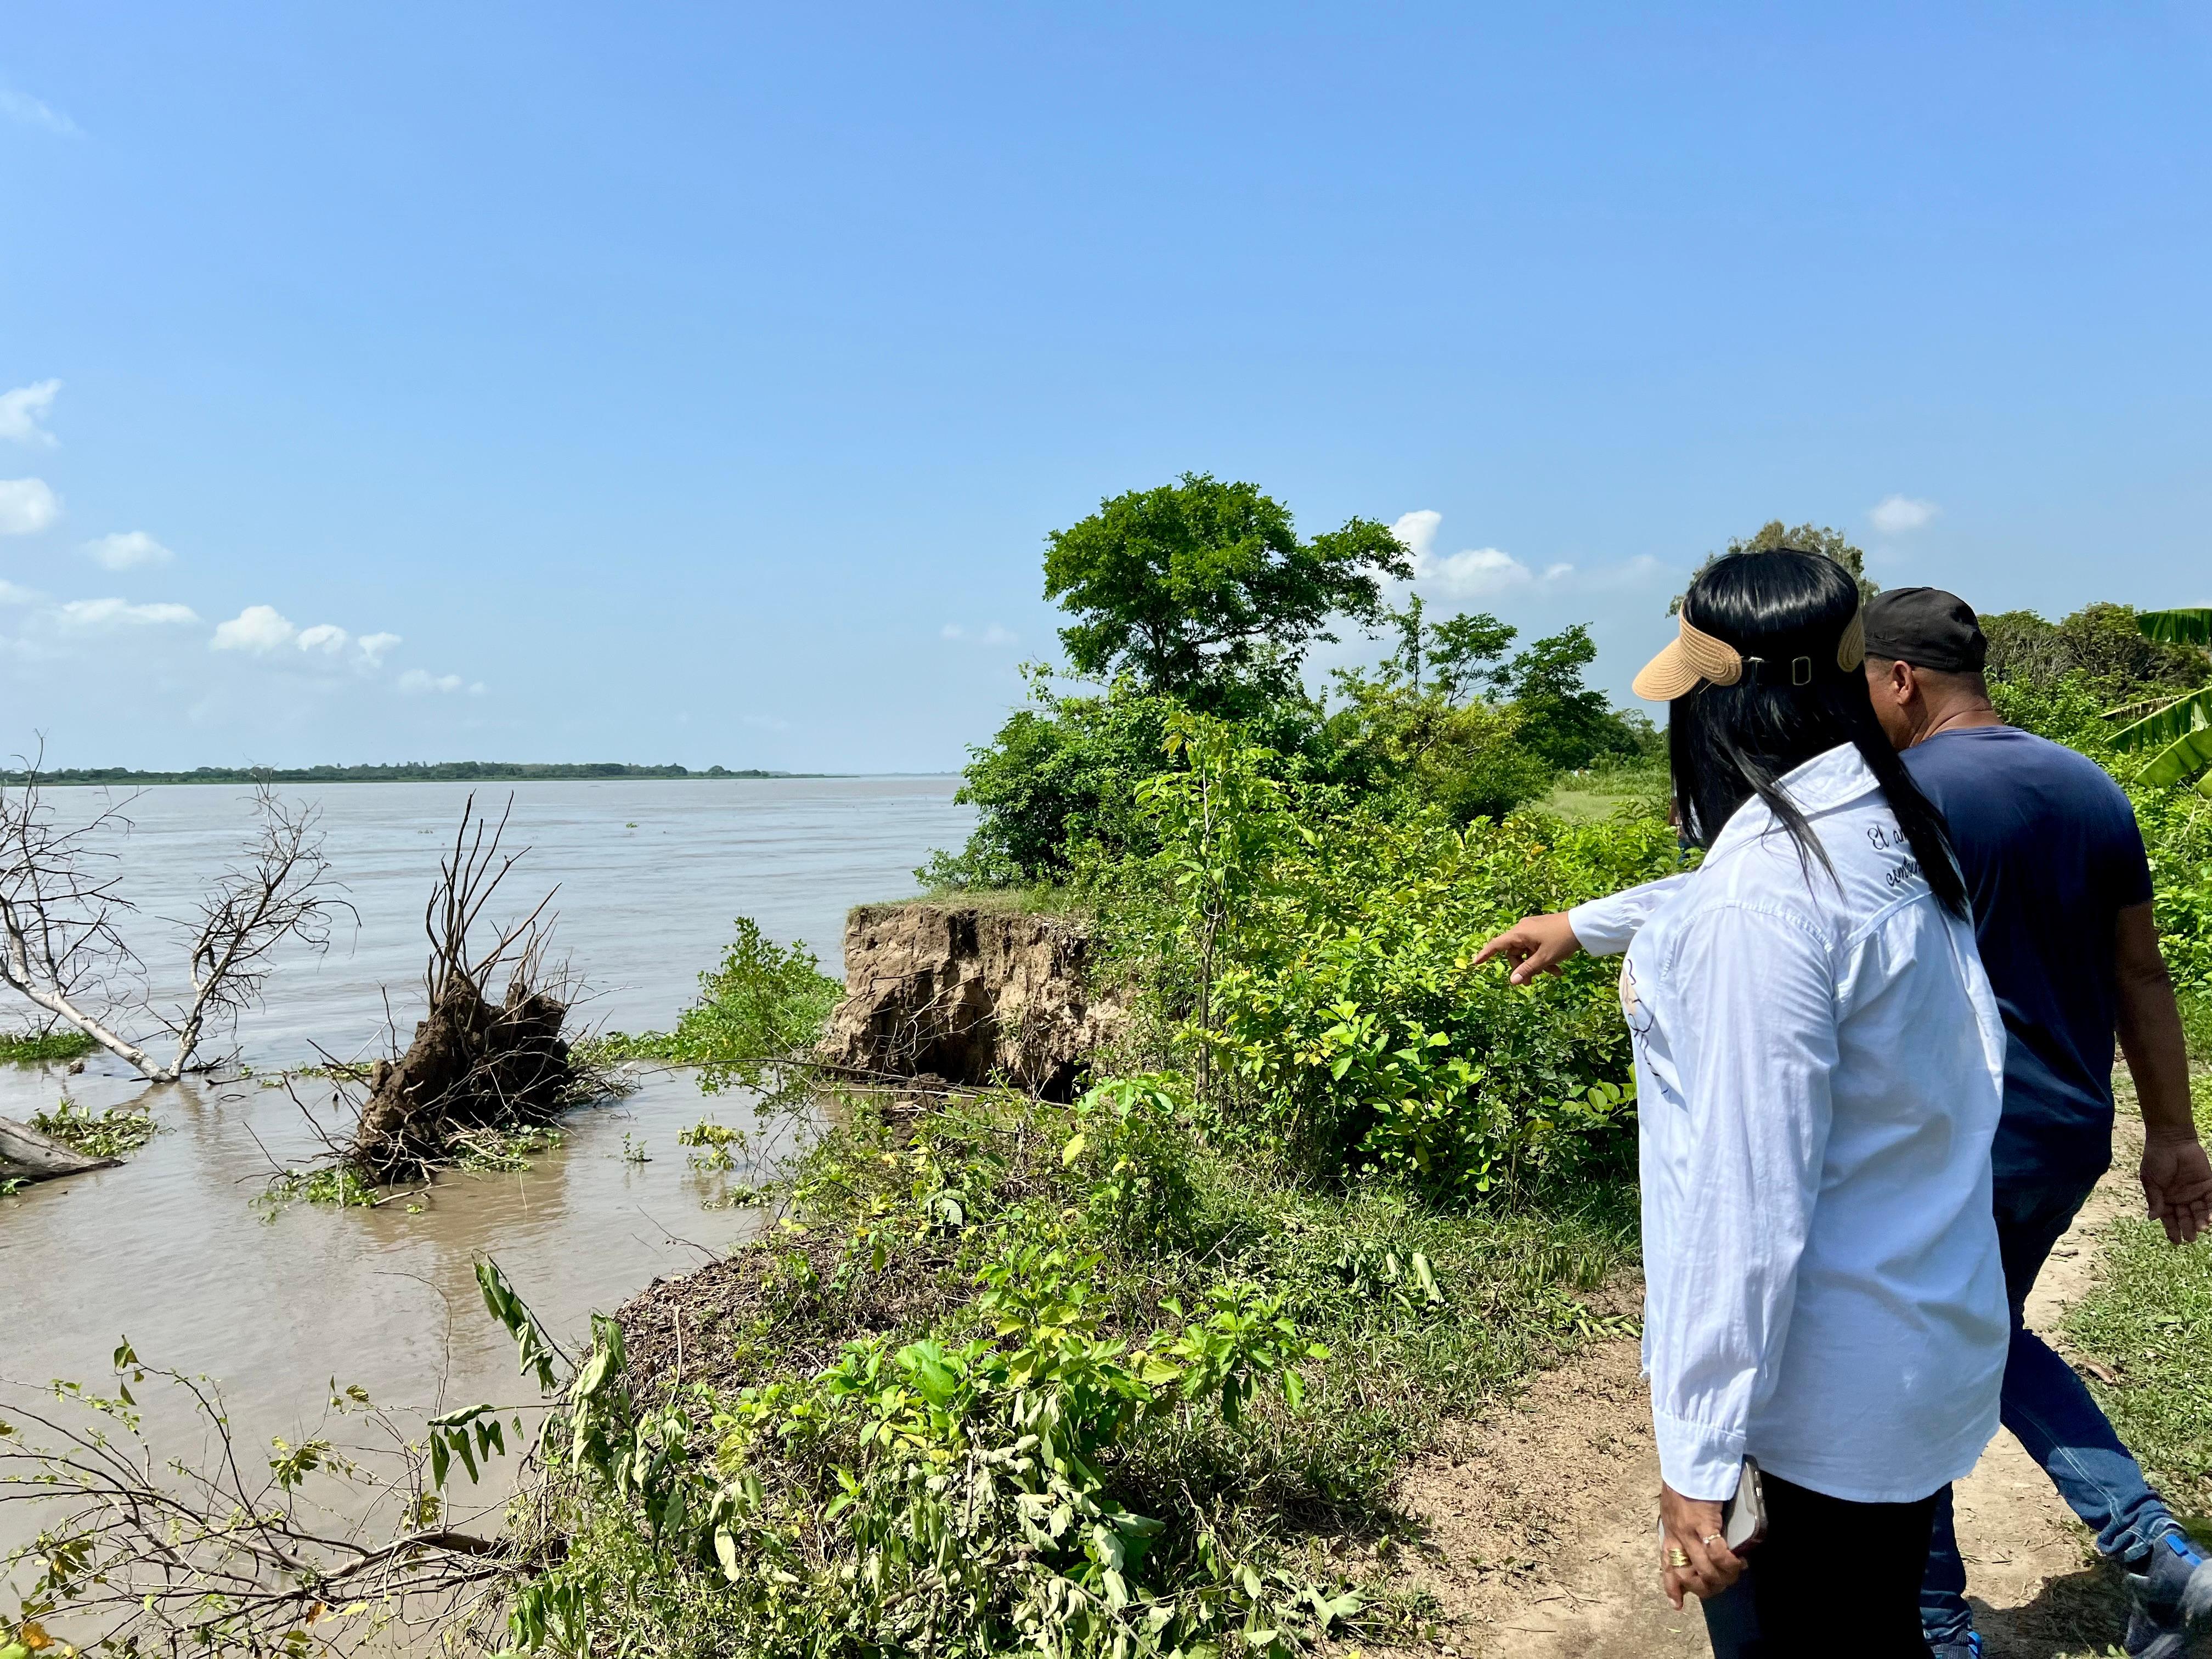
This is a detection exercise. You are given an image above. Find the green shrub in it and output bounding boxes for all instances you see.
[1102,706,1681,1197]
[1193,809,1679,1194]
[590,918,842,1094]
[461,1079,1638,1658]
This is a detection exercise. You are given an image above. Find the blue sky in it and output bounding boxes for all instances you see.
[3,3,2208,772]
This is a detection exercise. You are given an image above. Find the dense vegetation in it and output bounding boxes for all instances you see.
[9,476,2210,1656]
[922,477,1661,891]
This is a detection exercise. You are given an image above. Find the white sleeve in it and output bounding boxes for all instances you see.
[1566,872,1693,958]
[1644,902,1837,1502]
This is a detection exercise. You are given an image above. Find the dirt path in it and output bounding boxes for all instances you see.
[1379,1132,2146,1657]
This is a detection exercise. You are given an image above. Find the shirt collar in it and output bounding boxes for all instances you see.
[1704,741,1881,865]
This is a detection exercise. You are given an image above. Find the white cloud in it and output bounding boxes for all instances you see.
[1869,495,1940,535]
[211,604,296,653]
[1392,509,1538,599]
[356,631,401,667]
[83,530,173,570]
[295,623,350,654]
[1390,510,1442,561]
[0,380,60,447]
[743,713,792,731]
[941,623,1018,646]
[0,89,78,137]
[397,669,464,694]
[0,478,61,535]
[468,681,487,696]
[0,580,40,605]
[58,597,199,629]
[1421,545,1535,598]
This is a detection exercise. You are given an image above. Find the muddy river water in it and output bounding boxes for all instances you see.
[0,776,969,1543]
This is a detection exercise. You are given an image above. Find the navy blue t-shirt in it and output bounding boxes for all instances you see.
[1901,725,2154,1186]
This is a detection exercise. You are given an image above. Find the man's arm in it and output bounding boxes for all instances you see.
[2114,901,2212,1245]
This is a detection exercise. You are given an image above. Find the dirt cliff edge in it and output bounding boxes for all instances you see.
[818,903,1122,1099]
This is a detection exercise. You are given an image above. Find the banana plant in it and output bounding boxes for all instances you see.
[2111,608,2212,795]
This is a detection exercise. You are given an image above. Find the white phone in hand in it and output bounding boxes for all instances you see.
[1721,1457,1766,1551]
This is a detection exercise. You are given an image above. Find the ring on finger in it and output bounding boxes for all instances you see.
[1666,1547,1690,1568]
[1701,1533,1726,1548]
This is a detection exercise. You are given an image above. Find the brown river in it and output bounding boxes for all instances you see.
[0,776,969,1548]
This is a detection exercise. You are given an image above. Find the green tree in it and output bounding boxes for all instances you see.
[1668,520,1880,616]
[1983,602,2210,698]
[1044,473,1410,709]
[1379,596,1515,703]
[1503,624,1641,770]
[1430,611,1519,704]
[1318,677,1556,823]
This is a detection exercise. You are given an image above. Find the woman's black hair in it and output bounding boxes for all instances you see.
[1669,549,1968,918]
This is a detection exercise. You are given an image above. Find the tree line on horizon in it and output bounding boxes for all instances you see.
[1,760,800,786]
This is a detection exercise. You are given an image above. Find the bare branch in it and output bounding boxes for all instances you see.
[0,754,351,1085]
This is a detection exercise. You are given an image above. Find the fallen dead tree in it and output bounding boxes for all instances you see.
[0,1113,114,1183]
[0,752,346,1082]
[306,797,596,1187]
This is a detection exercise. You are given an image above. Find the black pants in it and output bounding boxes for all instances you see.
[1700,1472,1940,1657]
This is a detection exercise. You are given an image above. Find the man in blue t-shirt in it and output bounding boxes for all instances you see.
[1860,588,2211,1659]
[1477,586,2212,1658]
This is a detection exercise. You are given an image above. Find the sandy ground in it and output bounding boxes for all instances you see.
[1374,1130,2151,1658]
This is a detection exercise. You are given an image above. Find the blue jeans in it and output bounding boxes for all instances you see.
[1920,1163,2181,1645]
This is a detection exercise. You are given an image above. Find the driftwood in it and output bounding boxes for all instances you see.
[0,1111,116,1182]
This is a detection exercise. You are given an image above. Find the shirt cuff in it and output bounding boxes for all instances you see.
[1652,1408,1746,1504]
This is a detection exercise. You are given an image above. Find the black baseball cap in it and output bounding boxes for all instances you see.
[1863,586,1987,674]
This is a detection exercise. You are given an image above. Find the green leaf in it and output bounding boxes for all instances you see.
[573,1346,614,1401]
[2138,724,2212,789]
[428,1432,450,1489]
[2111,686,2212,754]
[2135,607,2212,647]
[1060,1132,1087,1167]
[428,1401,498,1428]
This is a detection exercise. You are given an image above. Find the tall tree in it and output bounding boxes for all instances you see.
[1668,520,1880,615]
[1043,473,1409,708]
[1504,624,1637,770]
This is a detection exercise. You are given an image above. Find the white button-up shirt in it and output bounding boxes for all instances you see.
[1568,743,2009,1504]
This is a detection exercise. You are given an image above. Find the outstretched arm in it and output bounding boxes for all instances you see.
[2115,902,2211,1245]
[1474,872,1692,985]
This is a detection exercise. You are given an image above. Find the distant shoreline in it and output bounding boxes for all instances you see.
[2,764,957,787]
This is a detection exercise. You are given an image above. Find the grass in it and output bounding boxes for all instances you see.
[0,1028,97,1065]
[900,882,1087,915]
[2065,1075,2212,1531]
[1538,763,1669,824]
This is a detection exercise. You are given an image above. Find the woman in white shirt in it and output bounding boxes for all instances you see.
[1486,550,2010,1654]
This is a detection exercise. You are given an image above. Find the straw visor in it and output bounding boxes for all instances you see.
[1633,608,1866,702]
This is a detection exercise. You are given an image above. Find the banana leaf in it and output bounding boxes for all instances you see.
[2136,724,2212,790]
[2135,608,2212,647]
[2111,685,2212,753]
